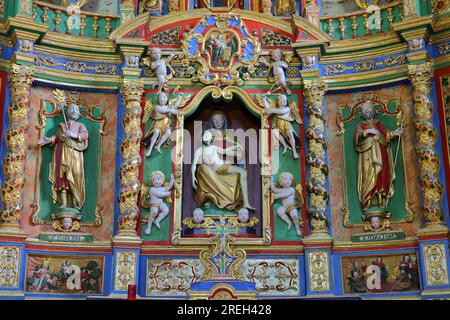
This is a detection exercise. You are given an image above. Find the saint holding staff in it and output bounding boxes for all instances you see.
[38,90,89,212]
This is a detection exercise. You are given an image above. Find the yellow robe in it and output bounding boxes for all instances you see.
[49,124,88,210]
[196,164,243,211]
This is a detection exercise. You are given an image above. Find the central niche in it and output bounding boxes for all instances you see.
[181,96,262,237]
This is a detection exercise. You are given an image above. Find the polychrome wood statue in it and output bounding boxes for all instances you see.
[192,130,255,211]
[270,172,304,236]
[142,92,186,157]
[259,49,292,95]
[141,171,175,235]
[258,93,302,159]
[38,103,88,212]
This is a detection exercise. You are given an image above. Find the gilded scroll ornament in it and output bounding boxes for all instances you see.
[242,259,299,295]
[423,244,449,286]
[308,251,330,291]
[303,78,329,235]
[0,64,35,231]
[114,251,137,291]
[0,247,20,287]
[181,15,261,87]
[147,259,204,296]
[408,63,444,226]
[117,79,145,237]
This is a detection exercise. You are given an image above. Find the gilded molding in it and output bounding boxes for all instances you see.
[117,79,145,237]
[0,247,20,287]
[0,64,35,231]
[114,251,137,291]
[307,251,330,291]
[423,243,449,286]
[35,56,118,75]
[303,77,329,235]
[408,62,445,226]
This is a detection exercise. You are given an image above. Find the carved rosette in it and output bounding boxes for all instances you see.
[117,79,144,237]
[408,63,444,226]
[303,78,329,235]
[0,64,35,231]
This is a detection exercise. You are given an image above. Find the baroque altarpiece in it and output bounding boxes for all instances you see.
[0,0,449,299]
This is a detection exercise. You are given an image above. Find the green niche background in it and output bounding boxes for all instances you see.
[38,102,102,223]
[341,101,407,224]
[142,93,172,241]
[270,93,303,241]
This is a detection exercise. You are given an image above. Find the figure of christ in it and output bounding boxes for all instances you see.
[192,130,255,211]
[38,103,88,211]
[354,101,403,211]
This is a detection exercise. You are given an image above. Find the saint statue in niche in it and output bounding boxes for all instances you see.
[38,103,88,211]
[354,100,403,230]
[38,102,89,231]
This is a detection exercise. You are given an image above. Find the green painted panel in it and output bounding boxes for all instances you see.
[340,101,407,224]
[38,102,102,224]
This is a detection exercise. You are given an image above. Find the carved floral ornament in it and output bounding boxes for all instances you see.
[181,14,261,86]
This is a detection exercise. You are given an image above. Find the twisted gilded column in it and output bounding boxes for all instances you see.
[408,62,446,229]
[303,78,330,236]
[117,79,144,237]
[0,64,35,232]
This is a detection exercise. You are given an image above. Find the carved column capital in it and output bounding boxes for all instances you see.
[117,78,145,238]
[120,79,145,103]
[302,77,330,236]
[8,64,35,96]
[408,62,432,97]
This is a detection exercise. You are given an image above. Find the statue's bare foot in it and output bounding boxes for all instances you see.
[295,226,302,236]
[144,227,152,235]
[293,152,299,159]
[245,205,256,211]
[145,148,152,157]
[155,221,161,229]
[287,222,292,230]
[156,146,162,154]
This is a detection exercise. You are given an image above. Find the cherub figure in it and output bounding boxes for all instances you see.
[141,171,174,235]
[142,92,189,157]
[259,49,292,95]
[270,172,304,236]
[146,48,175,92]
[257,93,302,159]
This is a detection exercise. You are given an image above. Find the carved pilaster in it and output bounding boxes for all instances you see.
[117,79,145,237]
[303,78,329,236]
[0,64,35,232]
[408,62,445,228]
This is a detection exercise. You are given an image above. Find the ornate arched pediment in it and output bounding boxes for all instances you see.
[110,9,331,48]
